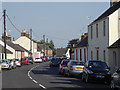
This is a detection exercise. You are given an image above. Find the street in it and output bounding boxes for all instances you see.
[2,62,110,89]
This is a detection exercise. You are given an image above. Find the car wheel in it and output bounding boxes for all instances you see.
[110,80,115,89]
[85,75,90,83]
[82,75,85,82]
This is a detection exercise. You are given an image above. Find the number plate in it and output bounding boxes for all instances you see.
[1,65,5,67]
[96,75,104,78]
[76,67,83,70]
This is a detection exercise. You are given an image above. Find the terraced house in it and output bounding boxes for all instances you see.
[88,1,120,73]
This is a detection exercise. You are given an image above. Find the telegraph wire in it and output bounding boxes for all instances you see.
[6,14,21,33]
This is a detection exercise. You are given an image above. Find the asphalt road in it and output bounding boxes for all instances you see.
[2,61,110,89]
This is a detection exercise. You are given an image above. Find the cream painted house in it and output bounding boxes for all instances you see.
[15,36,37,60]
[88,2,120,73]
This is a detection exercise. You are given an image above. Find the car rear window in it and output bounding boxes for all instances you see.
[63,61,69,66]
[72,61,84,65]
[89,61,108,69]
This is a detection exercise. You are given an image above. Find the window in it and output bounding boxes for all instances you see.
[103,50,106,62]
[103,21,106,36]
[84,48,86,62]
[91,51,93,60]
[96,24,98,38]
[76,49,78,60]
[97,50,99,60]
[113,51,117,67]
[91,26,93,39]
[80,49,82,61]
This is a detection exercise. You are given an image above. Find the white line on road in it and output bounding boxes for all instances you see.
[28,64,47,89]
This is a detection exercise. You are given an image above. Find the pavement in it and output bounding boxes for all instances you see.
[2,61,110,90]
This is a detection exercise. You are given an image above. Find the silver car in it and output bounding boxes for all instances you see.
[1,59,12,70]
[64,60,84,77]
[15,59,21,67]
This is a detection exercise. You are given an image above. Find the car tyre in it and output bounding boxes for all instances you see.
[82,75,85,82]
[85,75,90,83]
[110,79,116,89]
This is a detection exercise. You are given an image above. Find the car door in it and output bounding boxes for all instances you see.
[117,68,120,86]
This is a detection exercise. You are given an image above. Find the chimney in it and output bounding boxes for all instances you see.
[110,0,120,7]
[8,35,11,41]
[81,33,88,40]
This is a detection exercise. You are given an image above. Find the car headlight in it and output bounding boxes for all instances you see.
[87,69,93,74]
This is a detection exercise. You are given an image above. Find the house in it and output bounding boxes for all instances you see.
[0,44,13,59]
[56,48,70,58]
[88,1,120,73]
[15,30,37,60]
[74,33,88,62]
[37,44,53,56]
[67,39,79,59]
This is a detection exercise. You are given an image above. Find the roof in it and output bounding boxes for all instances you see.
[37,44,51,51]
[56,48,68,57]
[6,40,32,53]
[6,40,24,51]
[89,1,120,26]
[108,38,120,48]
[0,44,13,54]
[15,44,32,54]
[75,36,88,48]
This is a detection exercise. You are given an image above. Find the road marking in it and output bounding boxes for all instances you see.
[28,64,47,89]
[33,80,38,84]
[39,84,47,89]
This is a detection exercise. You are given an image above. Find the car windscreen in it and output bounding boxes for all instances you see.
[72,61,84,65]
[15,59,19,61]
[89,61,108,69]
[51,59,60,62]
[62,61,69,66]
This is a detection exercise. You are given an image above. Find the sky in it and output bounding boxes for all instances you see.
[2,2,110,48]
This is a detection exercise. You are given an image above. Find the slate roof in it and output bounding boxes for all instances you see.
[6,40,24,51]
[108,38,120,48]
[0,44,13,54]
[56,48,68,57]
[75,36,88,48]
[6,40,32,54]
[89,1,120,26]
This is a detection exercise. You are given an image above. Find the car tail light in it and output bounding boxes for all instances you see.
[70,66,73,71]
[6,62,8,64]
[18,61,20,63]
[11,60,13,62]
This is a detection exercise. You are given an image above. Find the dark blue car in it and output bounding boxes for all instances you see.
[49,58,60,67]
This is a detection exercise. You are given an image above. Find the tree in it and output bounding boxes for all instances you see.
[49,40,56,57]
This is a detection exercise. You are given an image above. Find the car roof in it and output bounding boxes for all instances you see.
[88,60,104,62]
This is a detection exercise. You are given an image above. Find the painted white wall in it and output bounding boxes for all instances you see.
[0,40,15,59]
[15,36,37,60]
[88,17,109,65]
[66,48,70,58]
[109,9,119,46]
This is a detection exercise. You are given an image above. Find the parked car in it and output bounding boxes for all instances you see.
[28,57,34,64]
[49,58,61,67]
[59,60,70,75]
[34,57,42,63]
[21,57,29,65]
[15,59,21,67]
[110,68,120,89]
[64,60,84,77]
[8,59,17,69]
[1,59,12,70]
[82,60,111,84]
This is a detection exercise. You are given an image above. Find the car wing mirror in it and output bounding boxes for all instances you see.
[116,68,120,73]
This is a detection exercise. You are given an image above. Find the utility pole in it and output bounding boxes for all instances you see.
[30,29,32,56]
[43,35,46,56]
[3,9,7,59]
[46,38,48,56]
